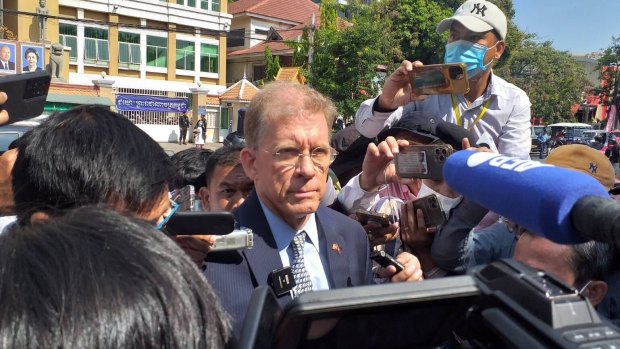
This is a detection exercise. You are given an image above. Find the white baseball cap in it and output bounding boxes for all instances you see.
[436,0,507,40]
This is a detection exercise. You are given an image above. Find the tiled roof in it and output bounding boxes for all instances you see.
[49,83,101,97]
[219,77,260,101]
[274,67,305,84]
[228,0,319,24]
[206,96,220,105]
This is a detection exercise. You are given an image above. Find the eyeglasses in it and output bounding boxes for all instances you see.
[155,198,179,230]
[577,280,592,296]
[264,147,338,173]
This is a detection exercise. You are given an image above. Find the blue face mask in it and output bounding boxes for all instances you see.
[444,40,497,79]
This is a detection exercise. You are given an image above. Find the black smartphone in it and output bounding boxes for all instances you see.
[412,194,446,227]
[370,250,404,273]
[163,211,235,236]
[0,71,51,124]
[395,144,454,180]
[356,210,390,227]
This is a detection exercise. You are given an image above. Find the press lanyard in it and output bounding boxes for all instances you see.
[451,95,491,131]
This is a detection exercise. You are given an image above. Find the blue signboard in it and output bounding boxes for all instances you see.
[116,95,189,113]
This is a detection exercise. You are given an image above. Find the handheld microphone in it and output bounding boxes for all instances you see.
[443,151,610,244]
[571,196,620,245]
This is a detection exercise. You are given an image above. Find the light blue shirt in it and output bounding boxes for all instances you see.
[259,199,330,291]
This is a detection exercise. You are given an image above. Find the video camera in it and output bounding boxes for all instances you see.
[238,259,620,349]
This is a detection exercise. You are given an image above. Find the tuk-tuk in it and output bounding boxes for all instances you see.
[581,130,610,151]
[547,123,593,149]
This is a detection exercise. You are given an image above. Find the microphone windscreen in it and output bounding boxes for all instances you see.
[443,151,610,244]
[434,122,476,151]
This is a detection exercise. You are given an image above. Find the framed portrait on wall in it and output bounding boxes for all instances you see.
[21,44,44,73]
[0,41,17,75]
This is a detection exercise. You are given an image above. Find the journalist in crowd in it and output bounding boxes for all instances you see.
[355,0,531,159]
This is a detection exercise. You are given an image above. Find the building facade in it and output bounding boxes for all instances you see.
[2,0,232,142]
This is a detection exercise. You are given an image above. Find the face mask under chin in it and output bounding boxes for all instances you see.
[417,182,462,215]
[444,40,498,79]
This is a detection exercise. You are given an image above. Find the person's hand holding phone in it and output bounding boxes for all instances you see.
[0,91,8,125]
[376,60,427,111]
[173,235,216,267]
[376,251,424,282]
[364,222,399,247]
[359,136,417,192]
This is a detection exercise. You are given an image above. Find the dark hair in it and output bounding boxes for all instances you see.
[12,105,175,225]
[24,47,39,60]
[570,240,614,288]
[204,145,243,187]
[0,206,230,348]
[170,148,214,189]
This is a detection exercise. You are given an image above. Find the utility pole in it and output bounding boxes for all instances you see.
[307,13,315,86]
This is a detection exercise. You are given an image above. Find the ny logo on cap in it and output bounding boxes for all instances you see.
[589,162,598,174]
[471,3,488,16]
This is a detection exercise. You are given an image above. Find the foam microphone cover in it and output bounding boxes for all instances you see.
[434,122,476,150]
[443,150,610,244]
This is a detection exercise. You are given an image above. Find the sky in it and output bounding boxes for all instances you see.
[511,0,619,54]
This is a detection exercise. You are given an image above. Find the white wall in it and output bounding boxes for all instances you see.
[137,124,220,143]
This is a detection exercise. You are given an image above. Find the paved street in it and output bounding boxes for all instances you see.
[159,141,223,155]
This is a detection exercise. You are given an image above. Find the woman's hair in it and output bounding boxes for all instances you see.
[12,105,176,225]
[24,47,39,60]
[0,206,230,348]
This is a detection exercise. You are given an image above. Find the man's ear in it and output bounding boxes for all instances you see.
[30,211,50,224]
[240,147,258,180]
[198,186,210,212]
[583,280,608,307]
[495,40,506,60]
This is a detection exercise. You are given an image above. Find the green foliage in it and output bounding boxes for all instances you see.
[263,46,281,82]
[309,0,399,119]
[495,40,587,123]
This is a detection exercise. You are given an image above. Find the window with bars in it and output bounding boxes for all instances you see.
[177,0,196,6]
[147,36,167,68]
[84,27,109,65]
[118,32,141,68]
[176,40,195,71]
[200,44,218,73]
[59,23,78,62]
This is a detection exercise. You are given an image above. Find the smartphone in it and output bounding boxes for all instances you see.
[370,250,404,273]
[412,194,446,227]
[0,71,51,124]
[163,211,235,236]
[395,144,454,180]
[211,228,254,251]
[409,63,469,95]
[170,185,195,212]
[356,210,390,227]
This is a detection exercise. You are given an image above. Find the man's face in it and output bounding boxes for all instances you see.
[513,231,576,286]
[448,22,504,70]
[241,112,330,228]
[200,163,254,212]
[0,47,10,62]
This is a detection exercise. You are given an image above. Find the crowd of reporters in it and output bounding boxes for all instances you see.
[1,0,620,347]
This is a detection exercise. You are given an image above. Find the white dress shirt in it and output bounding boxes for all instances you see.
[355,73,532,159]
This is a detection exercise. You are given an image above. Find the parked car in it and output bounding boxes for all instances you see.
[580,130,610,152]
[0,121,39,154]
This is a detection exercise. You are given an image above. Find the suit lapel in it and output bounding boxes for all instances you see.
[316,208,350,288]
[236,193,287,293]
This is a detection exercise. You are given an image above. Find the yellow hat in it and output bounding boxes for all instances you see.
[544,144,615,190]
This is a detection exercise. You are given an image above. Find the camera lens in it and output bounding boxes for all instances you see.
[439,155,445,161]
[441,149,447,155]
[449,66,464,80]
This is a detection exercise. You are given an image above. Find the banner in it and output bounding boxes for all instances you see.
[116,95,188,113]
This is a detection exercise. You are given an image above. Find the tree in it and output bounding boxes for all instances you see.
[495,40,587,123]
[597,36,620,110]
[309,0,399,119]
[263,46,281,83]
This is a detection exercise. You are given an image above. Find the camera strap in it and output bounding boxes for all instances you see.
[451,94,491,132]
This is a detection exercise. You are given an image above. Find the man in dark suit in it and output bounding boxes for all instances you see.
[0,46,15,71]
[204,82,423,336]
